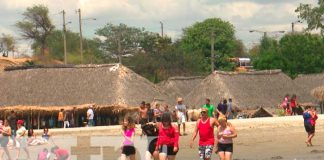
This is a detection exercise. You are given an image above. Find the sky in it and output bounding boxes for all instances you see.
[0,0,318,56]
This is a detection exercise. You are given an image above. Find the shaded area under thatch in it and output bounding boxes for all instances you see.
[158,76,204,100]
[311,85,324,101]
[249,107,273,118]
[0,64,171,107]
[185,70,299,109]
[0,104,139,128]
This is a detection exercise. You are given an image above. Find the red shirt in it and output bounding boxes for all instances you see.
[290,99,297,108]
[156,124,179,147]
[198,118,214,146]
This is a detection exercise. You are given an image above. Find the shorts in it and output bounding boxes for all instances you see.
[122,145,136,156]
[177,114,186,124]
[11,129,16,137]
[199,145,213,160]
[0,136,9,147]
[304,123,315,134]
[156,117,161,122]
[159,145,178,156]
[16,138,28,148]
[140,118,148,126]
[148,138,158,155]
[218,143,233,153]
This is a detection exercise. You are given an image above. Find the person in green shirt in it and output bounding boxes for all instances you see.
[202,98,215,118]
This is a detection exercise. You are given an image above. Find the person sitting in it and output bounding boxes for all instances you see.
[28,128,51,146]
[27,128,36,144]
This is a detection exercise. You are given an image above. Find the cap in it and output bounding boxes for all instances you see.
[177,97,183,102]
[17,120,24,125]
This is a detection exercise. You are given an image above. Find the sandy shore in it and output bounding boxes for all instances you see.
[1,115,323,160]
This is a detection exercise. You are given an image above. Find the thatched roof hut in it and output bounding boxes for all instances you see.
[185,70,299,109]
[311,85,324,101]
[158,76,204,101]
[0,64,170,107]
[294,73,324,102]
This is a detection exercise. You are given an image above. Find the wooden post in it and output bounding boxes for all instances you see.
[37,111,40,129]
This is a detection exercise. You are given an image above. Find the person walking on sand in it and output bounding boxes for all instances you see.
[1,119,13,160]
[217,116,237,160]
[15,120,30,160]
[175,97,187,135]
[154,112,180,160]
[303,106,315,146]
[121,116,136,160]
[190,108,219,160]
[87,105,95,126]
[202,98,215,118]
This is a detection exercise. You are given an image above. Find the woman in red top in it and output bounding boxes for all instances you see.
[290,94,298,115]
[154,112,179,160]
[190,108,219,160]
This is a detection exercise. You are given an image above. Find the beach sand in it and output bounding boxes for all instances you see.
[1,115,323,160]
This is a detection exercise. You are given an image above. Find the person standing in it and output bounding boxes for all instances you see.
[121,116,136,160]
[154,112,179,160]
[226,99,233,119]
[290,94,298,115]
[217,116,237,160]
[58,109,64,128]
[175,98,187,136]
[190,108,219,160]
[139,101,148,125]
[63,110,70,128]
[7,111,17,146]
[15,120,30,160]
[146,103,154,123]
[1,119,12,160]
[87,105,95,127]
[154,104,163,122]
[217,99,228,117]
[202,98,215,118]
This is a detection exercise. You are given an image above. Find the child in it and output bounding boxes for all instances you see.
[121,116,136,160]
[38,148,50,160]
[51,146,70,160]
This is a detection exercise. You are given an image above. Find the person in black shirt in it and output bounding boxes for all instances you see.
[217,99,228,117]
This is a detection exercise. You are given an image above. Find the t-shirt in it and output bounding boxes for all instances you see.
[217,103,227,115]
[87,109,94,120]
[123,128,135,146]
[202,104,215,117]
[227,102,232,113]
[16,126,27,140]
[55,149,69,159]
[175,104,186,117]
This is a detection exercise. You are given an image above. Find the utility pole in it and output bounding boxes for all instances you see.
[291,22,295,33]
[62,10,67,64]
[77,9,83,64]
[211,31,215,73]
[160,21,164,37]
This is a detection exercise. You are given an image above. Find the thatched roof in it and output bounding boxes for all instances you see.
[158,76,204,101]
[0,64,170,107]
[311,85,324,101]
[249,107,273,118]
[294,73,324,102]
[185,70,299,109]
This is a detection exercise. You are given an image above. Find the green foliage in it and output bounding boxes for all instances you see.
[0,34,16,52]
[179,18,241,71]
[15,4,54,55]
[295,0,324,35]
[252,33,324,78]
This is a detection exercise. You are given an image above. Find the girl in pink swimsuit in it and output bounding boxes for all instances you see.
[121,116,136,160]
[217,116,237,160]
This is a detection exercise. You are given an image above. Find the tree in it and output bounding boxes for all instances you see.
[180,18,237,71]
[95,23,143,63]
[0,34,16,57]
[16,4,54,56]
[295,0,324,35]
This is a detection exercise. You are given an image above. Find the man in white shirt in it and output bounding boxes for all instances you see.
[87,105,94,126]
[175,97,187,135]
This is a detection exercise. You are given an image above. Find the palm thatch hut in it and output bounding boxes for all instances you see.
[185,70,299,109]
[294,73,324,103]
[158,76,204,100]
[0,64,170,127]
[311,85,324,113]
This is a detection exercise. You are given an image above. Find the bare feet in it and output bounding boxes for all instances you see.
[305,141,311,146]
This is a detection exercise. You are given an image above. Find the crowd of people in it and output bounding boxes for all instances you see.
[280,94,299,116]
[120,97,238,160]
[0,111,70,160]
